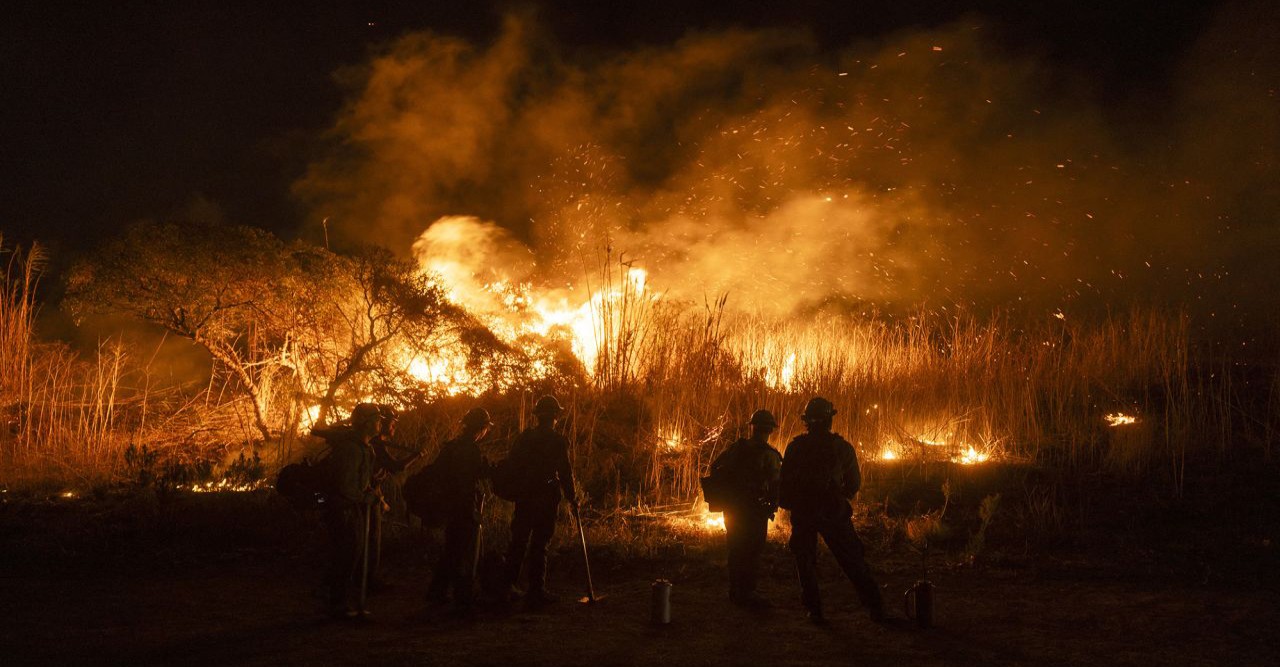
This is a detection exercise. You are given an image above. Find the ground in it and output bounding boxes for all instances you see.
[2,493,1277,666]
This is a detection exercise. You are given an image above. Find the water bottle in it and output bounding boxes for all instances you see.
[651,579,673,625]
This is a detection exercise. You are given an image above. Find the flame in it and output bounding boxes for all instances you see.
[766,352,797,391]
[704,512,726,530]
[657,426,683,450]
[954,446,989,465]
[298,404,323,434]
[1106,413,1137,427]
[880,447,899,461]
[402,218,664,393]
[184,479,261,493]
[627,266,647,293]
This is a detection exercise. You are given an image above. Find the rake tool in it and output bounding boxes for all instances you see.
[574,506,605,604]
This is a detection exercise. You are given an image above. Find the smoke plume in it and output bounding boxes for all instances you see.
[295,7,1278,327]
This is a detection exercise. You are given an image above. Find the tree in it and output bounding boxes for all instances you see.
[68,222,513,441]
[283,245,469,425]
[66,223,294,441]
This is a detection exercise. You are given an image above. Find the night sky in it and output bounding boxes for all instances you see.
[2,1,1225,250]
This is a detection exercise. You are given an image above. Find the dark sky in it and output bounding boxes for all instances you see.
[1,1,1223,254]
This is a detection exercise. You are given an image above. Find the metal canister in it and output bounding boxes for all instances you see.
[651,579,673,624]
[904,579,935,629]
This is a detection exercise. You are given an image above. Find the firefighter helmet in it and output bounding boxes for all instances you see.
[533,395,564,416]
[749,409,778,428]
[461,407,492,429]
[351,402,382,426]
[801,397,837,421]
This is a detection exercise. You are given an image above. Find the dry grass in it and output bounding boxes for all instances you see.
[0,240,261,489]
[0,239,1246,508]
[553,277,1226,504]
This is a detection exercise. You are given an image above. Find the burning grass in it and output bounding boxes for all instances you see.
[0,233,1260,514]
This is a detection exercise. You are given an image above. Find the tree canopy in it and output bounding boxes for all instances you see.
[66,222,484,441]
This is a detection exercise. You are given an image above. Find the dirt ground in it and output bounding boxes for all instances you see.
[3,509,1277,667]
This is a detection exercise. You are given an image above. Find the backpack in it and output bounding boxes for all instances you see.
[700,471,736,512]
[701,445,743,513]
[275,425,356,510]
[275,457,334,511]
[402,458,449,527]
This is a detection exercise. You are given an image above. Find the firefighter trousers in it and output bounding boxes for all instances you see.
[428,515,480,609]
[724,511,769,599]
[788,515,883,614]
[324,504,365,607]
[503,499,558,594]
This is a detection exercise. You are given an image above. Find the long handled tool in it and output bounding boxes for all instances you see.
[357,500,372,616]
[574,507,604,604]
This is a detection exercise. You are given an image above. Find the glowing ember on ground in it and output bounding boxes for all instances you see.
[954,446,990,465]
[184,479,262,493]
[59,491,76,499]
[1106,413,1138,427]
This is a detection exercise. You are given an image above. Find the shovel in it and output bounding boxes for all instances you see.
[574,506,605,604]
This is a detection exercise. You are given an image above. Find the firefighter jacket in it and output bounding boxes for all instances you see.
[435,436,491,521]
[709,437,782,517]
[327,433,374,508]
[372,437,408,475]
[506,425,577,505]
[779,431,862,520]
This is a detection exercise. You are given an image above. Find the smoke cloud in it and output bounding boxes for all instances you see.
[295,6,1278,327]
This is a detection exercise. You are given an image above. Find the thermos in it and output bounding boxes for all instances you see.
[904,580,934,628]
[651,579,672,624]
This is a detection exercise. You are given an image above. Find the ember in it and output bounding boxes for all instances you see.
[1106,413,1138,427]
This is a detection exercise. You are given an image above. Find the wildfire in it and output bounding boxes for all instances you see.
[404,352,476,395]
[882,431,995,465]
[407,216,662,394]
[657,426,683,450]
[1106,413,1138,427]
[184,479,262,493]
[704,513,726,530]
[765,352,798,391]
[954,446,990,465]
[298,404,323,434]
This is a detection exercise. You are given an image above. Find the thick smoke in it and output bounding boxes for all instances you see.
[296,7,1278,325]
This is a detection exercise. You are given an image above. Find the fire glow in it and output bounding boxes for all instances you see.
[1106,413,1138,427]
[184,479,262,493]
[877,433,995,465]
[406,217,659,394]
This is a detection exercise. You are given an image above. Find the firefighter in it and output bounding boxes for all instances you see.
[426,407,494,616]
[365,405,417,592]
[499,395,579,609]
[322,402,381,619]
[779,397,885,625]
[709,409,782,608]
